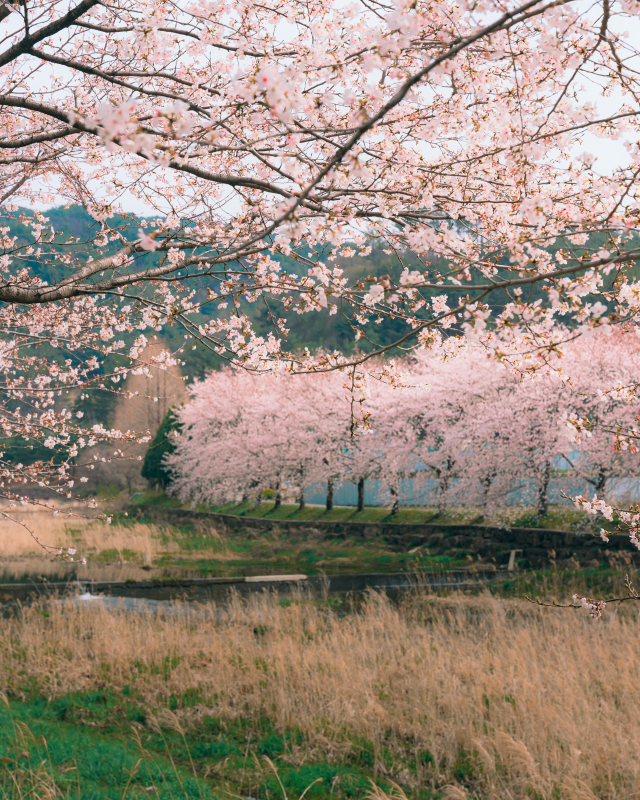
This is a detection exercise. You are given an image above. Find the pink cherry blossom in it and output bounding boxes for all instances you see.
[137,229,158,252]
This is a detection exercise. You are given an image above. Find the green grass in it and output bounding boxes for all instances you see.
[130,491,183,508]
[130,493,592,531]
[0,692,432,800]
[133,517,471,577]
[0,695,208,799]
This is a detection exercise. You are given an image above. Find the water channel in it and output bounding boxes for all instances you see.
[0,559,496,611]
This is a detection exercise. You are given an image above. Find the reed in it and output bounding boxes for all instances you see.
[0,591,638,799]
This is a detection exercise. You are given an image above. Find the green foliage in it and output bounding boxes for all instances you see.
[160,324,224,381]
[0,205,160,287]
[250,240,439,356]
[142,408,181,488]
[96,484,123,500]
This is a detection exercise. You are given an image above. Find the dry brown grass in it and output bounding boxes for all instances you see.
[0,508,226,564]
[1,591,639,799]
[0,509,161,563]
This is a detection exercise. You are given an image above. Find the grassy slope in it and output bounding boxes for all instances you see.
[149,522,467,577]
[134,492,590,531]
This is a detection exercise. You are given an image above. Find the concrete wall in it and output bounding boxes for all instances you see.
[88,342,186,492]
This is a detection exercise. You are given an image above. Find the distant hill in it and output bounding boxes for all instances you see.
[0,205,430,366]
[4,204,628,420]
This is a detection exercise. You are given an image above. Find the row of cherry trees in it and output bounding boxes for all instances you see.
[167,332,640,515]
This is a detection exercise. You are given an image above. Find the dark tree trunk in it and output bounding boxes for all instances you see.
[274,489,282,510]
[585,465,607,501]
[437,459,454,515]
[298,487,306,511]
[390,484,399,515]
[481,471,496,516]
[437,477,449,515]
[326,477,334,511]
[357,477,365,512]
[537,459,551,518]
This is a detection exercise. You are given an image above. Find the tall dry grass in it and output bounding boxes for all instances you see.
[0,507,226,565]
[0,508,157,561]
[1,591,639,799]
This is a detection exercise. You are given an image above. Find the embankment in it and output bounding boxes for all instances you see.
[132,503,636,569]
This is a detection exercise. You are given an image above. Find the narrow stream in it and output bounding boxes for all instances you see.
[0,566,496,611]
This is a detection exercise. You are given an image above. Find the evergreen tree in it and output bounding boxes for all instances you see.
[141,407,181,488]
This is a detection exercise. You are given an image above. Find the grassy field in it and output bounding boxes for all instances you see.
[1,590,640,799]
[0,499,633,798]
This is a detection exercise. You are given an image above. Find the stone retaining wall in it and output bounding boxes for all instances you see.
[132,504,637,569]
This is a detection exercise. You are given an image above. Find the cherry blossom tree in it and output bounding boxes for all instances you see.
[165,369,284,506]
[4,0,640,532]
[418,354,524,514]
[167,367,353,509]
[372,351,500,514]
[557,332,640,501]
[408,337,640,518]
[363,377,419,514]
[168,334,640,520]
[294,373,355,511]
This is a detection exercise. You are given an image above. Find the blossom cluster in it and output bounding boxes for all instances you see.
[572,595,607,619]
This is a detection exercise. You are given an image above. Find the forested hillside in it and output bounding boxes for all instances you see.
[3,205,432,375]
